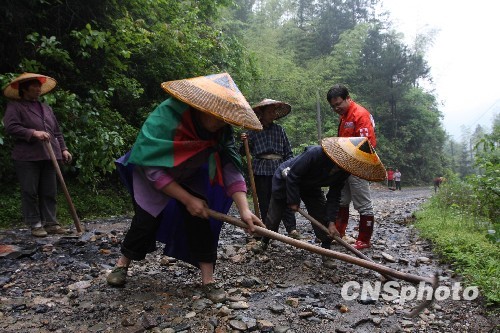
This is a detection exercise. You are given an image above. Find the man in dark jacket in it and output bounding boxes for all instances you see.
[253,137,386,268]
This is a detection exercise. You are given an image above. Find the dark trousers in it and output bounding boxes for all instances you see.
[265,187,330,247]
[255,175,296,232]
[395,181,401,190]
[121,199,217,263]
[14,160,57,227]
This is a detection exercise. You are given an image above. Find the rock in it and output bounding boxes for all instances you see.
[0,245,23,259]
[269,304,285,314]
[285,297,299,307]
[417,256,431,263]
[257,319,274,331]
[67,280,91,291]
[298,311,314,318]
[140,313,158,329]
[185,311,196,318]
[192,298,213,312]
[401,319,414,327]
[229,319,247,331]
[339,305,349,313]
[228,301,249,310]
[372,317,383,326]
[381,252,397,262]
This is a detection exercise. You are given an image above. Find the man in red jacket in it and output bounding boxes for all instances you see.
[327,84,378,250]
[387,167,395,189]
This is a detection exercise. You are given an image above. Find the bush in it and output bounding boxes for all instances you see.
[415,180,499,305]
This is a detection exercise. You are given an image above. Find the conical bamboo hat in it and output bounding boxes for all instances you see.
[252,99,291,120]
[3,73,57,99]
[321,137,386,181]
[161,73,262,130]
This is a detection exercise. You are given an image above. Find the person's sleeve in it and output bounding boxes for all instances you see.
[223,162,247,196]
[354,110,376,148]
[47,105,68,152]
[325,173,349,222]
[3,103,35,141]
[282,127,294,161]
[286,149,316,205]
[143,166,174,190]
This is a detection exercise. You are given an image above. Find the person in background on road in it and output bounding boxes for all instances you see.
[387,167,395,189]
[107,73,265,299]
[241,99,300,239]
[252,137,386,269]
[394,168,402,190]
[3,73,72,238]
[433,176,444,193]
[327,84,379,250]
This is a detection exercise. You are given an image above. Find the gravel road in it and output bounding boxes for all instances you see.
[0,185,497,333]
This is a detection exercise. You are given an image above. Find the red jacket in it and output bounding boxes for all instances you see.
[337,100,376,148]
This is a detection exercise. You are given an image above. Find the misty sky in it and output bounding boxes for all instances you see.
[381,0,500,140]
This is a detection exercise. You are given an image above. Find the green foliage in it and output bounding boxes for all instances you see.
[0,0,256,188]
[415,193,499,305]
[0,0,495,192]
[467,126,500,223]
[43,89,137,185]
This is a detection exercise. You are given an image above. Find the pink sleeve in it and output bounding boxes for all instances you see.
[223,163,247,196]
[143,167,174,190]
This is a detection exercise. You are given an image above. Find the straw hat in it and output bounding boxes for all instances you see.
[321,137,386,181]
[161,73,262,131]
[3,73,57,99]
[252,99,291,120]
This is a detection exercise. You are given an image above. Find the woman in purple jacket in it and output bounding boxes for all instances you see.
[3,73,72,237]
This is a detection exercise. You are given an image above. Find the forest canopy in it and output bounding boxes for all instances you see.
[0,0,455,186]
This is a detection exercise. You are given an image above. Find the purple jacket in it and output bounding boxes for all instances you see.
[3,100,67,161]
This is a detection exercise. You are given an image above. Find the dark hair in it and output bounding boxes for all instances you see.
[326,84,350,102]
[18,79,41,98]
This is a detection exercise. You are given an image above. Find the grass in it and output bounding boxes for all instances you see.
[415,198,500,306]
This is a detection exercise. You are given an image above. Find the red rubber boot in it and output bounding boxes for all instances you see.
[334,206,349,237]
[354,215,374,250]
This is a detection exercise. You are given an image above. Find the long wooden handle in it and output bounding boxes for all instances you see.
[44,141,83,233]
[208,209,434,285]
[242,134,261,219]
[296,208,393,281]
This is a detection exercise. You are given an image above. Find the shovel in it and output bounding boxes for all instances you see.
[44,141,84,233]
[295,207,394,281]
[207,208,438,317]
[241,133,261,219]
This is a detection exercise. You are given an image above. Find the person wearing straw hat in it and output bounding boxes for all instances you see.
[241,99,300,239]
[327,84,379,250]
[252,137,386,269]
[107,73,265,298]
[2,73,72,237]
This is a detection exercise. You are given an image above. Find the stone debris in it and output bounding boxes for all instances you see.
[0,188,497,332]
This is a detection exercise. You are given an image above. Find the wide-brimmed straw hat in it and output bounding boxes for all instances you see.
[161,73,262,131]
[252,99,291,120]
[3,73,57,99]
[321,137,386,181]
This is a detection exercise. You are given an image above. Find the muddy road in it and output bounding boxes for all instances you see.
[0,185,498,332]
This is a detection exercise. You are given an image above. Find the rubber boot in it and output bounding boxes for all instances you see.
[354,215,374,250]
[334,206,349,237]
